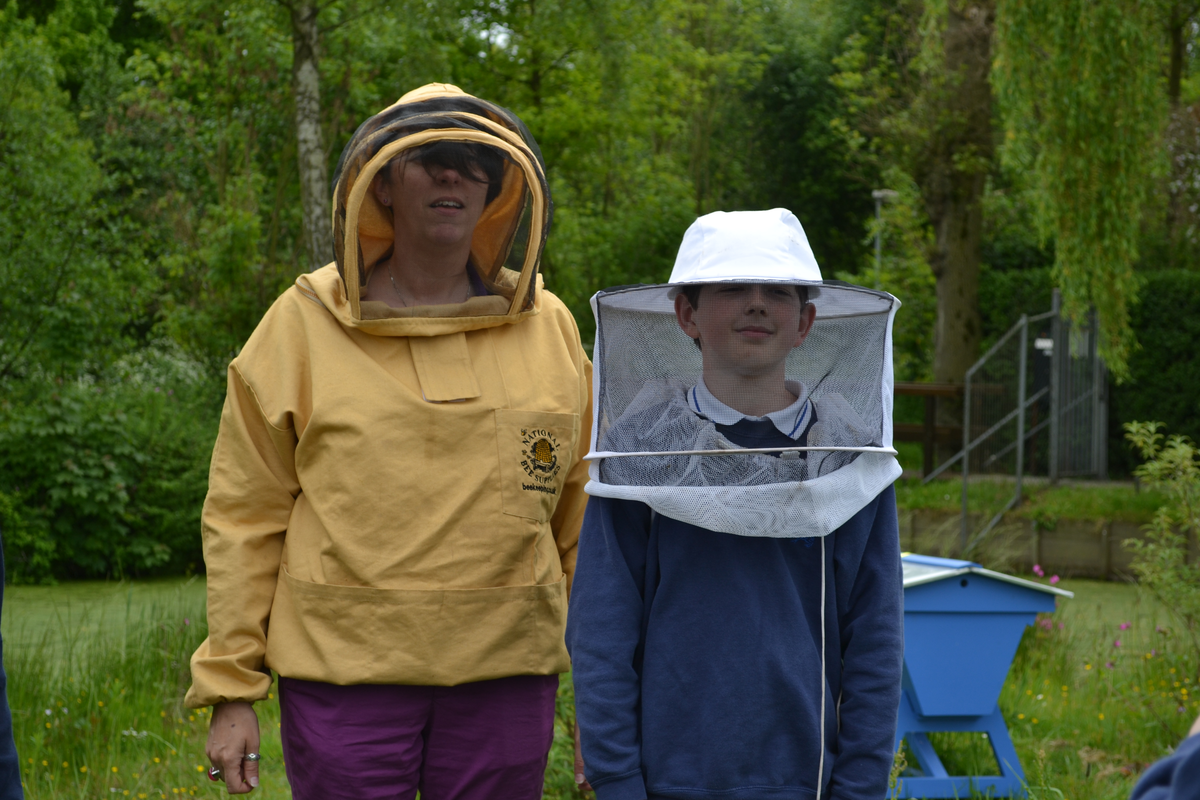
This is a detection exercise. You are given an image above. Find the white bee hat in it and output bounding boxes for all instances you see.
[666,208,823,299]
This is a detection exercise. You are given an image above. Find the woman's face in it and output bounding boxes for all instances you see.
[375,157,490,255]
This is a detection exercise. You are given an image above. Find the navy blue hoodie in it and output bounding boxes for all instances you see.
[567,444,902,799]
[1130,733,1200,800]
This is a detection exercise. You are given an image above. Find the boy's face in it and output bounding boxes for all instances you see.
[674,284,817,380]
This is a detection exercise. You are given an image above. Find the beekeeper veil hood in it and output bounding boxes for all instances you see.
[297,83,552,337]
[585,208,903,540]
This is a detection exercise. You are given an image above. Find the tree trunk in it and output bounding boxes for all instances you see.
[1169,4,1186,107]
[919,0,994,387]
[292,0,332,272]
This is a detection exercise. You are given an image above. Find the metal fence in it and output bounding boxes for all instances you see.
[923,289,1108,553]
[1049,296,1109,480]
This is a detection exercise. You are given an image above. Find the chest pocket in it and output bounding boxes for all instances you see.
[496,409,579,522]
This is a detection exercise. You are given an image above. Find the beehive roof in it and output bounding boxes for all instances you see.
[902,553,1074,598]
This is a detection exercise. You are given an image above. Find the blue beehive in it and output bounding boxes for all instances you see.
[894,554,1073,798]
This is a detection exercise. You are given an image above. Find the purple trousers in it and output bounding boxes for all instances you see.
[278,674,559,800]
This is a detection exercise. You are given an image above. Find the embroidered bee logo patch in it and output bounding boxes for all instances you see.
[520,428,562,493]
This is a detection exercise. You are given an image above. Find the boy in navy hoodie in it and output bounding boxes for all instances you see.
[567,209,904,800]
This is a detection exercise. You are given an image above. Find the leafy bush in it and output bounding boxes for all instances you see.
[0,487,55,583]
[1123,421,1200,660]
[0,344,219,581]
[1110,271,1200,476]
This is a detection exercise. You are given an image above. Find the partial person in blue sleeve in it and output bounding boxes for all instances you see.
[0,529,24,800]
[568,209,905,800]
[1130,714,1200,800]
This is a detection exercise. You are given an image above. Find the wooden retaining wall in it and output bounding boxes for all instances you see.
[899,510,1199,580]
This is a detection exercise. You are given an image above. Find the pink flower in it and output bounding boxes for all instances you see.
[1049,575,1060,585]
[184,618,190,626]
[1119,622,1131,630]
[1058,622,1065,630]
[1105,661,1115,669]
[1113,639,1122,648]
[1033,564,1045,577]
[1039,619,1053,631]
[1152,649,1158,657]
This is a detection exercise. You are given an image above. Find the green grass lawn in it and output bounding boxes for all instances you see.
[2,578,583,799]
[5,576,1196,799]
[895,477,1166,524]
[2,578,206,659]
[4,579,277,799]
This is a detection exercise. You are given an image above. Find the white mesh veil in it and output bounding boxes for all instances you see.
[584,280,903,539]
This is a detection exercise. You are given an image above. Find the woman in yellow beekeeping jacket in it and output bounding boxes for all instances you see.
[187,84,592,799]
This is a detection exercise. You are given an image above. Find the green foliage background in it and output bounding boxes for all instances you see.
[0,0,875,579]
[0,346,218,582]
[1,0,1199,579]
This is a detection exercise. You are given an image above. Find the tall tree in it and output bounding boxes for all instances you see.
[994,0,1165,376]
[286,0,331,272]
[829,0,995,385]
[916,0,994,385]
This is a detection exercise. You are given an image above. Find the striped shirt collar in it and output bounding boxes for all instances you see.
[688,379,812,440]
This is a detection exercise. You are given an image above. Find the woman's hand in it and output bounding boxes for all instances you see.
[206,702,261,793]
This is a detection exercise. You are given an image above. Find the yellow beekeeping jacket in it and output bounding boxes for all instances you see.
[186,84,592,708]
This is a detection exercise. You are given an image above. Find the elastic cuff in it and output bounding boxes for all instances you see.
[592,770,647,800]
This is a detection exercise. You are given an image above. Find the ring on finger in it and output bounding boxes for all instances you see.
[208,767,223,782]
[244,753,262,762]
